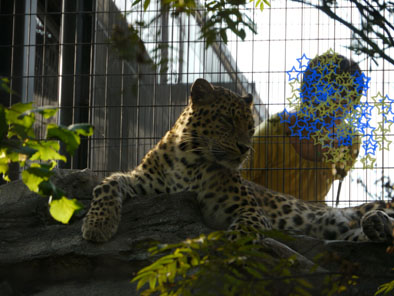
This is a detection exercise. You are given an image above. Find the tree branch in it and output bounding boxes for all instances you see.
[291,0,394,66]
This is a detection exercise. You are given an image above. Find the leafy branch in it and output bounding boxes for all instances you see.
[131,231,355,296]
[291,0,394,66]
[375,276,394,295]
[111,0,269,70]
[132,0,266,47]
[199,0,258,47]
[0,78,93,223]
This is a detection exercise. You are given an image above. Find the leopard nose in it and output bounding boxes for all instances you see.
[236,143,249,154]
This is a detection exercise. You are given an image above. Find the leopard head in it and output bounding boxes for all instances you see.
[180,78,255,170]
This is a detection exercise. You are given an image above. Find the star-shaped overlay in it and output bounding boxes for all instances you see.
[280,49,393,170]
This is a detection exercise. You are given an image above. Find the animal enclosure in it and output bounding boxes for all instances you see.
[1,0,393,206]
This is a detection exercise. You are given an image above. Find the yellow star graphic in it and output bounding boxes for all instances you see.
[374,120,393,135]
[360,154,376,169]
[288,79,300,94]
[286,93,299,109]
[374,135,393,151]
[311,128,332,147]
[371,92,386,115]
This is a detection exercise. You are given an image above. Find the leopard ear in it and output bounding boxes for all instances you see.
[190,78,216,105]
[243,94,253,106]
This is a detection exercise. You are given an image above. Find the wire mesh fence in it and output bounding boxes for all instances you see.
[1,0,393,206]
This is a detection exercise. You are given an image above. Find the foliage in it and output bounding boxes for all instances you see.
[198,0,257,46]
[0,78,93,223]
[375,277,394,295]
[132,231,356,296]
[291,0,394,66]
[253,0,271,11]
[131,0,266,47]
[112,0,394,70]
[356,175,394,201]
[111,0,270,72]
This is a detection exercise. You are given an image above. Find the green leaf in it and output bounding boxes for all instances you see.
[375,280,394,295]
[143,0,151,11]
[28,140,67,162]
[238,28,246,40]
[47,123,93,155]
[69,123,94,136]
[22,169,47,192]
[6,142,37,158]
[6,103,34,126]
[0,105,7,141]
[207,231,221,240]
[1,77,12,94]
[134,271,155,290]
[0,155,9,181]
[47,124,80,155]
[49,197,83,224]
[24,106,58,119]
[131,0,143,7]
[9,102,33,115]
[219,29,228,44]
[39,180,65,199]
[21,163,53,192]
[149,274,157,289]
[167,261,177,282]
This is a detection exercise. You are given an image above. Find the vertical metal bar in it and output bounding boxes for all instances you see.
[380,6,386,202]
[160,0,169,84]
[265,2,271,188]
[119,0,126,170]
[103,10,109,174]
[22,0,37,103]
[178,16,184,84]
[167,3,173,134]
[39,0,48,109]
[284,0,288,197]
[88,0,98,171]
[135,0,142,169]
[58,0,77,168]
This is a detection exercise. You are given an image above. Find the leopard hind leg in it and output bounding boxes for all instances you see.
[227,210,272,241]
[361,210,394,243]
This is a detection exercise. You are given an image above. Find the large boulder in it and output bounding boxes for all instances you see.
[0,169,393,295]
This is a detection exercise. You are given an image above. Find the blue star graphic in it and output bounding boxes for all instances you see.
[362,134,378,155]
[287,115,310,139]
[338,134,353,147]
[353,72,371,96]
[361,102,374,117]
[286,66,301,81]
[307,117,323,134]
[382,95,394,123]
[278,108,292,124]
[296,54,312,70]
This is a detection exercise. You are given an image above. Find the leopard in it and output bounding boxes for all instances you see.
[82,78,394,251]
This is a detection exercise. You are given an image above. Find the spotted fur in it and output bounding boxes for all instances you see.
[82,78,394,246]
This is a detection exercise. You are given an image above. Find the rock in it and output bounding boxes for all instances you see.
[0,169,393,296]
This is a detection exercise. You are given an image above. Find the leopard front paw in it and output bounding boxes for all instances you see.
[361,210,394,243]
[82,214,120,242]
[81,197,122,242]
